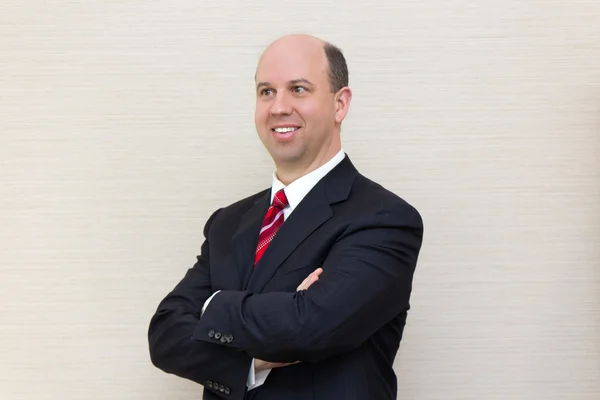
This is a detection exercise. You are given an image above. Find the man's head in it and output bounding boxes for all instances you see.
[254,34,352,182]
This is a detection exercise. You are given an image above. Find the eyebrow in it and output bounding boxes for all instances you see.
[256,78,316,89]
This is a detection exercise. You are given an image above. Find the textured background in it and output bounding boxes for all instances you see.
[1,1,599,399]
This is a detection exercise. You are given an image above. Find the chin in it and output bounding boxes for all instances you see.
[269,148,304,166]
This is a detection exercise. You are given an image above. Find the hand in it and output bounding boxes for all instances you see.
[296,267,323,291]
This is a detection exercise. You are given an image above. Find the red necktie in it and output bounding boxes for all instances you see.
[254,189,288,266]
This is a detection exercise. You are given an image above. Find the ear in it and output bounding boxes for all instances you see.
[334,87,352,124]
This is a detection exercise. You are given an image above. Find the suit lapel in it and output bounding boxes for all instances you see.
[247,183,333,292]
[246,156,359,292]
[231,190,270,288]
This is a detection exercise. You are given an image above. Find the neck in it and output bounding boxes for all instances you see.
[275,144,341,186]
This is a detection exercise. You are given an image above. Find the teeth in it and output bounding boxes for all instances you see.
[274,127,299,133]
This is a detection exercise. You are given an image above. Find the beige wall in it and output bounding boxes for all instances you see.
[1,1,599,399]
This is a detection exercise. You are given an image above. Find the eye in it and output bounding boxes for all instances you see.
[260,88,274,96]
[292,86,307,94]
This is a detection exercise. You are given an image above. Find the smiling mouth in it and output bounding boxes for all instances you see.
[272,127,300,133]
[271,126,300,142]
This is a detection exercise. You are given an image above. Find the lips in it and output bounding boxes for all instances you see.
[272,126,300,133]
[271,126,301,141]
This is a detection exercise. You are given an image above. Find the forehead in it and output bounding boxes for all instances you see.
[255,42,329,85]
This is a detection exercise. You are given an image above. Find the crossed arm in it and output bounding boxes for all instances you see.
[148,209,255,397]
[148,204,423,397]
[147,209,320,397]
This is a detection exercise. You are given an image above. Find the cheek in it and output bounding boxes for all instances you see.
[300,98,334,124]
[254,105,268,127]
[296,102,323,125]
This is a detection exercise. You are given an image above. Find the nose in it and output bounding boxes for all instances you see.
[270,92,292,116]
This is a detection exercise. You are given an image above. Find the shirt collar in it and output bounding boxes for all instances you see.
[271,149,346,211]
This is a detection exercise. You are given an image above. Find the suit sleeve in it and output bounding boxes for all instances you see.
[192,203,424,363]
[148,208,252,400]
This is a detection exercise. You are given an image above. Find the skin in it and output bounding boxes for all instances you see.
[252,33,352,373]
[254,34,352,186]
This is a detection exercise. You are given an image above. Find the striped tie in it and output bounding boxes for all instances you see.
[254,189,288,266]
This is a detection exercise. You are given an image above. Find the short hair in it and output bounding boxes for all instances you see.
[323,42,349,93]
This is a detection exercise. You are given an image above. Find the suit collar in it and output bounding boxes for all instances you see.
[270,149,346,211]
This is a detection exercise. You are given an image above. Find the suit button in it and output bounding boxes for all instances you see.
[226,335,234,343]
[220,335,227,343]
[219,384,225,392]
[208,330,215,338]
[214,332,222,340]
[224,387,230,395]
[206,380,213,388]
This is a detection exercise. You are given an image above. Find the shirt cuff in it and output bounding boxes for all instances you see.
[247,358,271,391]
[201,290,220,316]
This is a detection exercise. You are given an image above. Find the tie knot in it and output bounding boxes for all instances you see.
[272,189,288,209]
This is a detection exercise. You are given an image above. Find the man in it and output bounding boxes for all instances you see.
[148,34,424,400]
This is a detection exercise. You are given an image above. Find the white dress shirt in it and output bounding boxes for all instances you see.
[203,149,346,391]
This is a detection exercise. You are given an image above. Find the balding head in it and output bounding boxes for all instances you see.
[264,33,327,50]
[257,34,348,93]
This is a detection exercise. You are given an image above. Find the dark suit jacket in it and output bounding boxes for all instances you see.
[148,155,424,400]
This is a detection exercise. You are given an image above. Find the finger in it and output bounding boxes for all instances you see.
[307,268,323,286]
[297,275,310,291]
[308,268,323,281]
[297,268,324,291]
[297,270,317,291]
[304,275,319,290]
